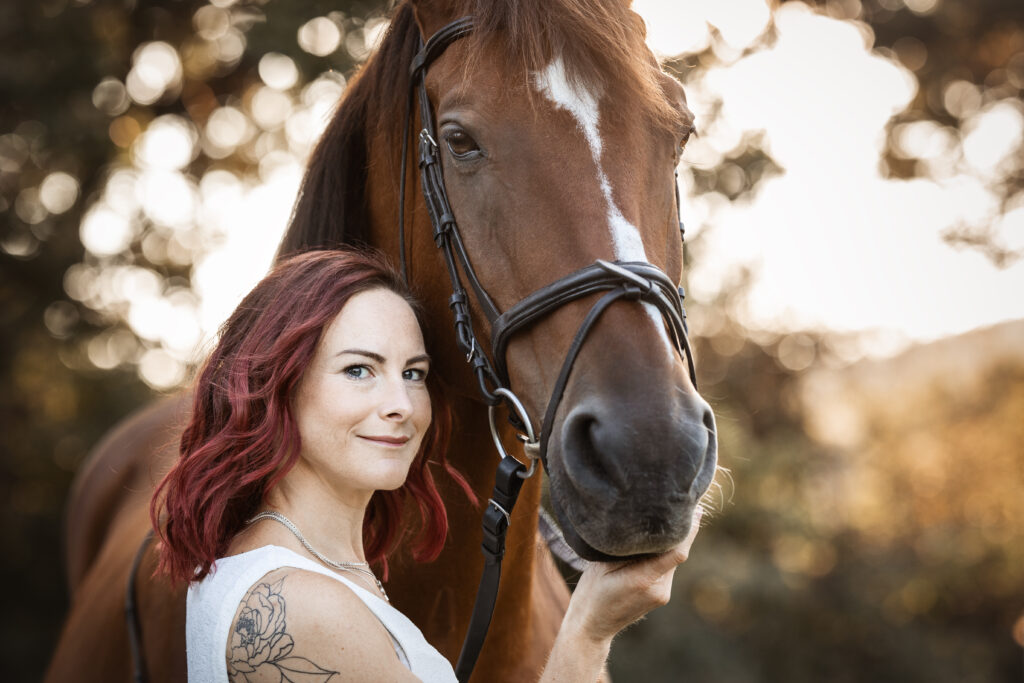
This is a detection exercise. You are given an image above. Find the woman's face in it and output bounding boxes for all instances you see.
[293,288,432,498]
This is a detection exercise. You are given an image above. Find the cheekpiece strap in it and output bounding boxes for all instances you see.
[410,17,474,80]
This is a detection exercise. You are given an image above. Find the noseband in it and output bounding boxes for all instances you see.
[399,16,699,681]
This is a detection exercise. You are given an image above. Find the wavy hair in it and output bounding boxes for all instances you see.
[151,249,472,585]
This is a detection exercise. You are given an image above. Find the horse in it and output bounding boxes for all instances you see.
[45,0,717,680]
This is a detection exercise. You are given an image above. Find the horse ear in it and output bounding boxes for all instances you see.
[408,0,458,40]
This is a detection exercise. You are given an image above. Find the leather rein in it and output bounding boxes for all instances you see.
[399,16,699,682]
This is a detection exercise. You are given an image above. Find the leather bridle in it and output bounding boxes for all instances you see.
[400,16,700,683]
[401,16,697,467]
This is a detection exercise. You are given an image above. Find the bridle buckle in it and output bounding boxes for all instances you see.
[487,387,540,479]
[419,128,438,149]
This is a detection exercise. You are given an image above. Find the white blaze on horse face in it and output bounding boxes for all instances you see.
[534,57,647,261]
[534,57,674,358]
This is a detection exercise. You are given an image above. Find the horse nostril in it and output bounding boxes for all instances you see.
[561,410,628,492]
[702,400,716,434]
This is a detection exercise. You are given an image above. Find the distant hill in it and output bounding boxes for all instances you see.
[799,318,1024,447]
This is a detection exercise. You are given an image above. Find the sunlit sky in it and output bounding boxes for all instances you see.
[54,0,1024,387]
[639,1,1024,357]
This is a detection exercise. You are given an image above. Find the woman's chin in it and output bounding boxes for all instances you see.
[371,466,416,492]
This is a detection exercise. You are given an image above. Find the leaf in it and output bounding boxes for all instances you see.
[275,656,337,683]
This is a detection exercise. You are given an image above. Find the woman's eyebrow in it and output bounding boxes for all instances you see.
[336,348,385,362]
[336,349,430,366]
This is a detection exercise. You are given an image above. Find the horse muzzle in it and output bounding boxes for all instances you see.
[546,365,717,561]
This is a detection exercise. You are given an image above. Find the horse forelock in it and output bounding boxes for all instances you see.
[457,0,681,128]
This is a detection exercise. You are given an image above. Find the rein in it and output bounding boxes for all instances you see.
[126,529,154,683]
[400,16,699,682]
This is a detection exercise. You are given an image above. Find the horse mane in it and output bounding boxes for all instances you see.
[276,4,420,258]
[277,0,674,259]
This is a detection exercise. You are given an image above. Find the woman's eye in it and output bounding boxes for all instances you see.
[444,129,481,158]
[344,365,371,379]
[403,367,428,382]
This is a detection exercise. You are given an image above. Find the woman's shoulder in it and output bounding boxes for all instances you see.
[225,566,417,682]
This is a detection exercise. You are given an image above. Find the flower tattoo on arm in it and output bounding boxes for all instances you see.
[228,577,338,683]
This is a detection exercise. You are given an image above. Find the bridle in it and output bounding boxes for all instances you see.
[401,17,697,470]
[400,16,700,683]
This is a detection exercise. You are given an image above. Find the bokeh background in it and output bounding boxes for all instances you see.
[3,0,1023,680]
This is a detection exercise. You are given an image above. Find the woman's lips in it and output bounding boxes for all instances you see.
[359,435,410,446]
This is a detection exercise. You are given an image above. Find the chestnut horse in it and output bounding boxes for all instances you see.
[45,0,717,680]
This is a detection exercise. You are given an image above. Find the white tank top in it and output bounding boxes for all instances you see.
[186,545,457,682]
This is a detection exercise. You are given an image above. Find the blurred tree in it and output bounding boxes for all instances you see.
[1,2,157,680]
[811,0,1024,266]
[0,0,376,678]
[610,328,1024,682]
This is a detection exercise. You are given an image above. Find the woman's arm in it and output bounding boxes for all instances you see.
[539,508,703,682]
[225,568,420,683]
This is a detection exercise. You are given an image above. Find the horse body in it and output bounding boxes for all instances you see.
[47,395,189,682]
[47,1,716,680]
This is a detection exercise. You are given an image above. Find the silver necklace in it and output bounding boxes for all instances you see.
[247,510,389,602]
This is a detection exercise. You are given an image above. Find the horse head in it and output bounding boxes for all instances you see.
[402,0,717,561]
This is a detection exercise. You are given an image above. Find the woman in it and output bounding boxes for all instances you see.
[152,249,701,682]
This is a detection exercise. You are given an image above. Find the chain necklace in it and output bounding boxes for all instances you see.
[247,510,389,602]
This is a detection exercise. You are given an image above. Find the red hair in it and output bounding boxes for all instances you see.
[151,249,473,585]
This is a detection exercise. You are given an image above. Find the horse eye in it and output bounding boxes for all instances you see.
[444,129,481,159]
[677,131,691,156]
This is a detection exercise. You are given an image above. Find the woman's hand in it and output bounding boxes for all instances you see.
[568,506,704,643]
[539,507,703,682]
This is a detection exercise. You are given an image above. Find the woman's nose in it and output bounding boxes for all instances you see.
[380,377,414,419]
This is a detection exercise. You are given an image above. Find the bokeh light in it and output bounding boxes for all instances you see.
[91,78,130,116]
[139,348,187,389]
[960,101,1024,176]
[15,188,47,225]
[133,114,197,170]
[298,16,343,56]
[250,86,294,130]
[344,17,389,61]
[60,0,1024,386]
[214,29,246,67]
[79,203,135,257]
[126,42,183,105]
[138,170,197,228]
[193,5,231,41]
[258,52,299,90]
[204,105,252,153]
[39,172,80,215]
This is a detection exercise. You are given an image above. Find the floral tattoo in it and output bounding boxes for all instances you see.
[228,577,338,683]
